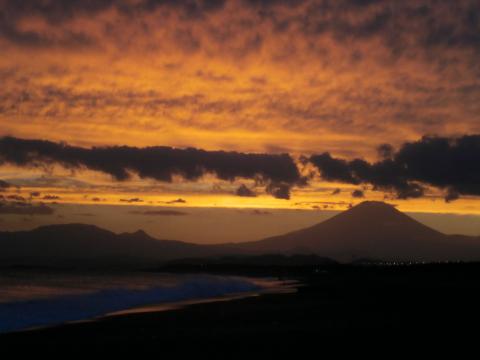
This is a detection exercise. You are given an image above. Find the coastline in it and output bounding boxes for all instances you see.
[4,264,480,348]
[105,278,298,317]
[0,274,298,336]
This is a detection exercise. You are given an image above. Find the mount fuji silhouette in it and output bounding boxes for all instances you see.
[239,201,480,262]
[1,201,480,266]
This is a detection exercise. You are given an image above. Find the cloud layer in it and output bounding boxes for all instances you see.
[0,1,479,211]
[1,1,480,158]
[0,136,302,199]
[309,135,480,201]
[4,134,480,203]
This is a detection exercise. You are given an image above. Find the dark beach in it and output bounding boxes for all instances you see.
[2,263,480,350]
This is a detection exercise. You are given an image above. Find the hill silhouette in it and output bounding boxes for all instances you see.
[1,201,480,266]
[0,224,237,268]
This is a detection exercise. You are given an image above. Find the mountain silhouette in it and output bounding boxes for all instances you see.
[1,202,480,266]
[238,201,480,262]
[0,224,237,268]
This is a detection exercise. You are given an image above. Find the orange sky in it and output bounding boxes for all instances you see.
[1,0,480,236]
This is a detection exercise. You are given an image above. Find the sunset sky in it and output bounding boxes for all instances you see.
[1,0,480,241]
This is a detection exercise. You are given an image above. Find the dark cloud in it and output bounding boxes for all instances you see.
[0,0,116,24]
[393,135,480,197]
[420,4,480,51]
[445,187,460,203]
[235,184,256,197]
[91,197,106,202]
[129,210,188,216]
[120,198,144,203]
[351,189,364,198]
[6,194,26,202]
[0,136,303,199]
[0,0,226,48]
[294,200,350,207]
[0,21,96,48]
[0,0,227,25]
[331,188,341,195]
[309,152,424,200]
[30,191,41,197]
[1,0,478,58]
[377,143,394,159]
[310,135,480,200]
[395,183,424,200]
[306,153,358,184]
[0,180,11,191]
[43,195,61,200]
[266,182,291,200]
[0,201,54,215]
[159,198,187,204]
[9,175,90,189]
[295,1,480,57]
[0,0,100,47]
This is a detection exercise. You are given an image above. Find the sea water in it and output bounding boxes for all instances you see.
[0,270,267,333]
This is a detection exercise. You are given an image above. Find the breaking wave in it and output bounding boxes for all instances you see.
[0,274,263,333]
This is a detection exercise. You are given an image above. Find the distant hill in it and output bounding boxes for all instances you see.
[0,224,238,268]
[237,201,480,262]
[2,202,480,267]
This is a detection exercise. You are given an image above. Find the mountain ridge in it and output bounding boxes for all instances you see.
[1,201,480,266]
[0,223,239,268]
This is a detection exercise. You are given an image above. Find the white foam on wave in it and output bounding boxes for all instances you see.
[0,274,262,333]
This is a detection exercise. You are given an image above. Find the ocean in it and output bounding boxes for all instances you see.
[0,270,271,333]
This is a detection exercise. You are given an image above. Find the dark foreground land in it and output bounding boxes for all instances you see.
[2,263,480,350]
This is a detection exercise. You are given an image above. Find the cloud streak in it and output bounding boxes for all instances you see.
[0,136,303,199]
[0,201,54,215]
[235,184,256,197]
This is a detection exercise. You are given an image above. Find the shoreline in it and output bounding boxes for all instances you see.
[1,275,299,336]
[4,264,480,347]
[105,278,298,317]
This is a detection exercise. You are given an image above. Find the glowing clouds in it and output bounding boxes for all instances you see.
[0,1,480,213]
[0,0,479,158]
